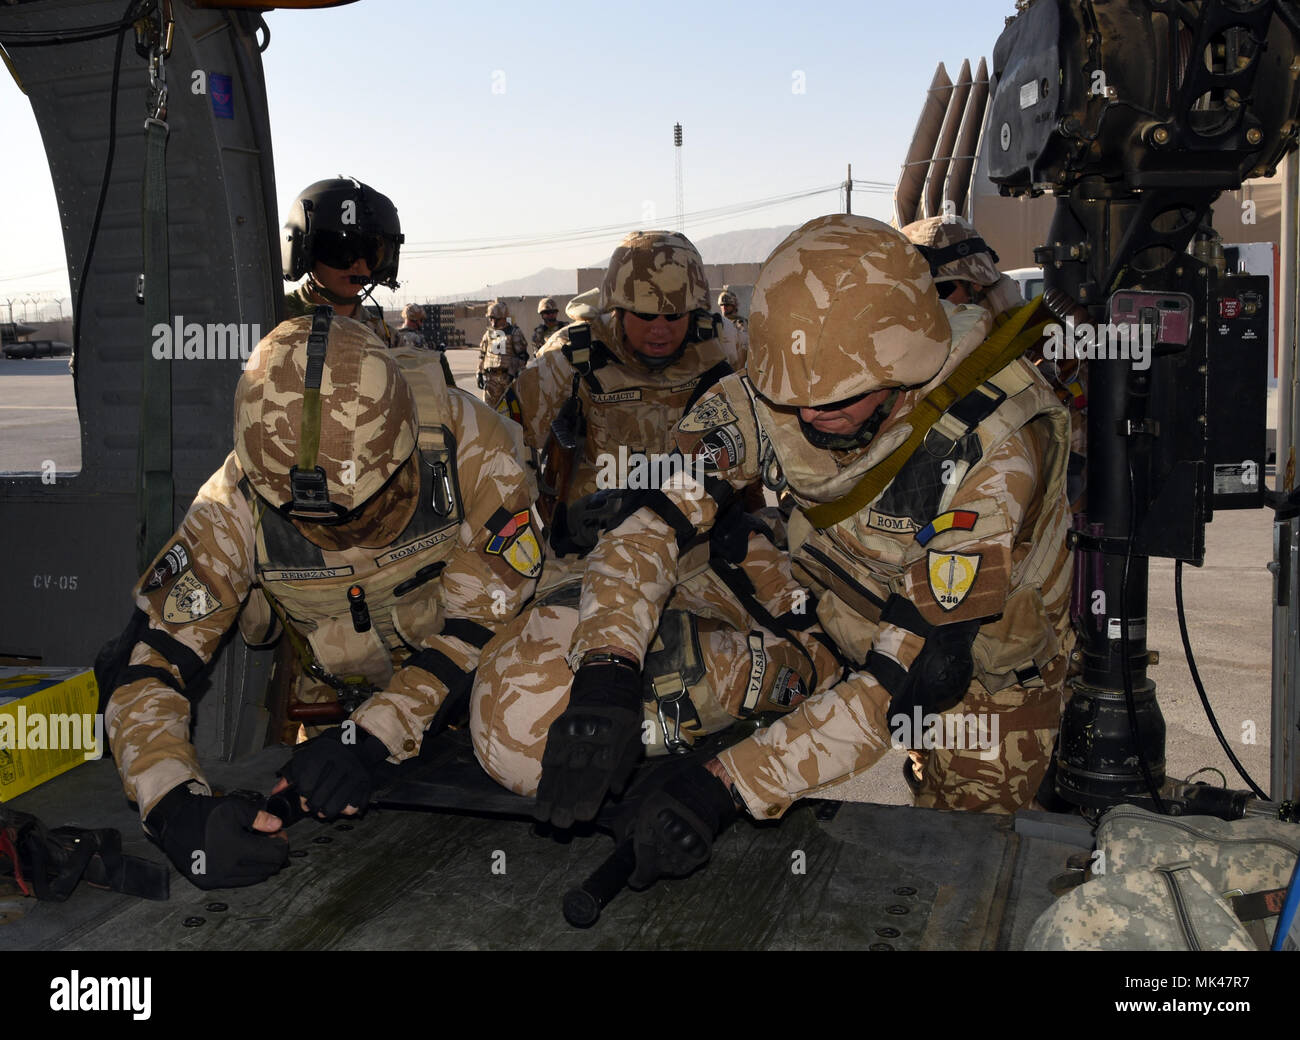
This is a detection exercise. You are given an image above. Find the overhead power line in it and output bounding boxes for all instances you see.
[400,180,894,260]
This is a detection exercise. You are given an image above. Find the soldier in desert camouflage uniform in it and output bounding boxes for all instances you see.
[472,230,841,828]
[532,296,566,354]
[392,302,457,386]
[565,215,1075,886]
[477,300,530,408]
[716,287,749,360]
[391,303,427,350]
[903,215,1087,508]
[103,313,537,889]
[281,177,397,342]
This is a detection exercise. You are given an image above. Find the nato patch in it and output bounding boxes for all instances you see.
[143,543,191,593]
[698,425,744,471]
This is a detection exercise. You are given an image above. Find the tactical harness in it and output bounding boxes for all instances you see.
[243,329,472,719]
[545,330,841,750]
[801,297,1051,529]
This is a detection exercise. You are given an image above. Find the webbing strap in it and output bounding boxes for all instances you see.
[802,297,1049,530]
[707,555,828,697]
[136,115,173,573]
[682,360,733,414]
[297,306,333,472]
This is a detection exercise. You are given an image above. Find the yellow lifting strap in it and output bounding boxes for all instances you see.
[802,296,1051,530]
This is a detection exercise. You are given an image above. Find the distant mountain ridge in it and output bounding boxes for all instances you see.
[444,225,797,301]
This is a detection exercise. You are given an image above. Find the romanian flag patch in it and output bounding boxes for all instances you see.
[486,509,531,553]
[484,507,543,578]
[914,510,978,547]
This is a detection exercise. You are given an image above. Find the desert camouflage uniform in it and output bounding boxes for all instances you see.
[106,316,538,818]
[718,314,749,361]
[904,215,1088,509]
[532,319,566,355]
[283,282,388,342]
[478,322,530,408]
[471,234,841,796]
[569,215,1074,818]
[391,326,426,350]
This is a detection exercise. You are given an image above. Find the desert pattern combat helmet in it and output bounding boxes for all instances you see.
[746,214,951,408]
[235,313,418,522]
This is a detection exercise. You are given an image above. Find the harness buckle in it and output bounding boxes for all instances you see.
[651,676,692,755]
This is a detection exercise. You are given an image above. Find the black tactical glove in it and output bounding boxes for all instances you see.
[534,657,644,828]
[279,724,390,820]
[477,371,486,389]
[145,783,288,890]
[867,595,981,719]
[622,760,737,890]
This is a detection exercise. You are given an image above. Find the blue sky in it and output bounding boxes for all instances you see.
[0,0,1011,311]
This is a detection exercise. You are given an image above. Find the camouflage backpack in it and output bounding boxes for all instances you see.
[1026,803,1300,951]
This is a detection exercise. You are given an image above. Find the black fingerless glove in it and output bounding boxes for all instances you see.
[279,725,390,821]
[145,784,288,890]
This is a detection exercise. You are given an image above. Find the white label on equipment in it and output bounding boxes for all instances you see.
[1107,617,1147,640]
[1020,80,1039,108]
[1213,463,1252,495]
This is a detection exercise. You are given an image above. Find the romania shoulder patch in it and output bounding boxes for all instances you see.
[484,507,543,578]
[915,509,979,547]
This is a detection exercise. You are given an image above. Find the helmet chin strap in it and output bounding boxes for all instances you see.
[799,390,899,451]
[634,343,689,370]
[306,273,364,308]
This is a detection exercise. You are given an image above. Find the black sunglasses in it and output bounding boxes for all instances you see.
[314,229,388,271]
[805,391,872,413]
[628,310,686,323]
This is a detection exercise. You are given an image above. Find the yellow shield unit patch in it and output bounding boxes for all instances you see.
[163,571,222,623]
[502,526,543,578]
[927,551,981,612]
[485,507,544,579]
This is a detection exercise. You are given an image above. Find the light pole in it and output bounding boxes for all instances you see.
[673,123,684,232]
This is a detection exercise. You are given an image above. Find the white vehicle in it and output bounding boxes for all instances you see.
[1003,266,1044,300]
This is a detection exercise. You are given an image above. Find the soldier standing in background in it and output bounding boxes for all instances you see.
[532,297,566,355]
[477,300,529,407]
[392,302,457,387]
[391,303,427,350]
[281,177,398,343]
[564,215,1073,887]
[718,286,748,334]
[902,215,1087,510]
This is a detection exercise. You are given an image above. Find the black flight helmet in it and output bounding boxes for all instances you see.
[282,177,403,289]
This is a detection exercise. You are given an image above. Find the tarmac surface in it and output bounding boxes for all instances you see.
[0,347,1284,804]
